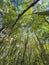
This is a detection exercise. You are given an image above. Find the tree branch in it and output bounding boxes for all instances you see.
[0,0,39,32]
[8,0,39,36]
[12,0,40,28]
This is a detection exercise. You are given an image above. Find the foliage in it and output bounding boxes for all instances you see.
[0,0,49,65]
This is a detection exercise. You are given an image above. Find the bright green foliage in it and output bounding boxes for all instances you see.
[0,0,49,65]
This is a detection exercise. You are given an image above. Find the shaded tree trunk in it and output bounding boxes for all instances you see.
[34,33,49,65]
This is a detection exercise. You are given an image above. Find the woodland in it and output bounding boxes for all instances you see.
[0,0,49,65]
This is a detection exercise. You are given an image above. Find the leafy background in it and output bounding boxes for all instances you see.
[0,0,49,65]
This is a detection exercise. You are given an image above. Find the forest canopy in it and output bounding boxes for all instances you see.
[0,0,49,65]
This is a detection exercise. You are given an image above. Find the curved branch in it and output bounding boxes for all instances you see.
[0,0,39,32]
[12,0,40,28]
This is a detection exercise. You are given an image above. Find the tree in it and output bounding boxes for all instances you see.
[0,0,49,65]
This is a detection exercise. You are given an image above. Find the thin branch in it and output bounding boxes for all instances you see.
[33,11,49,16]
[0,0,39,32]
[12,0,40,28]
[44,17,49,24]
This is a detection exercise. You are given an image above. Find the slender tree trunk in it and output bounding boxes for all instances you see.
[34,33,49,65]
[21,30,28,65]
[33,1,49,64]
